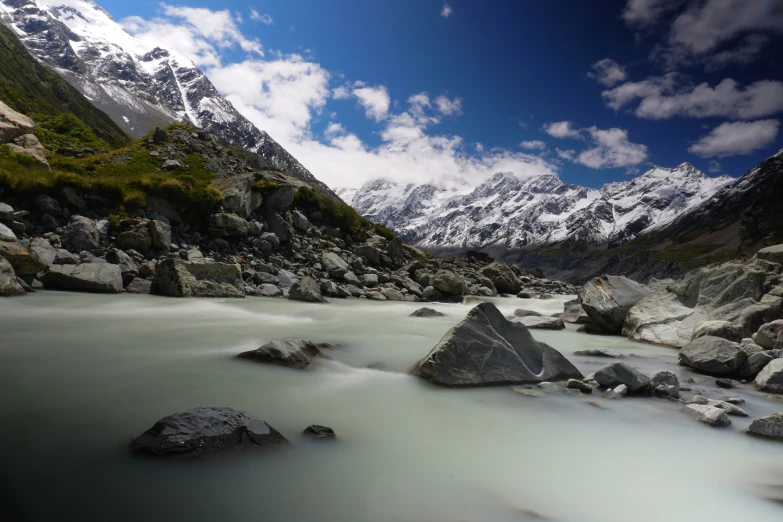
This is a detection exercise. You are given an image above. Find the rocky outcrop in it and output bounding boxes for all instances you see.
[756,244,783,265]
[7,133,48,166]
[624,259,783,347]
[153,258,244,298]
[579,275,650,334]
[0,257,25,296]
[678,336,746,376]
[753,320,783,351]
[209,173,263,218]
[410,302,581,387]
[0,101,47,166]
[39,264,123,293]
[0,235,46,275]
[692,320,744,342]
[129,407,288,457]
[237,339,330,369]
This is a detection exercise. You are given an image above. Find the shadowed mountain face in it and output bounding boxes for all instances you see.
[0,0,334,195]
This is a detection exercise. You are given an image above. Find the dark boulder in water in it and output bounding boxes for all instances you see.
[301,425,336,441]
[237,339,331,369]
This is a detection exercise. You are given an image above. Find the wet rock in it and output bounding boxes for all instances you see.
[715,378,737,389]
[510,316,565,330]
[683,404,732,428]
[62,216,100,253]
[747,413,783,440]
[0,257,24,296]
[755,359,783,393]
[129,406,288,457]
[153,258,244,298]
[125,277,152,294]
[566,379,593,394]
[288,276,327,303]
[301,425,336,441]
[410,302,582,387]
[513,309,543,318]
[737,338,776,379]
[602,384,628,399]
[679,336,746,375]
[380,287,404,301]
[39,264,123,293]
[0,235,46,275]
[692,320,744,343]
[594,362,650,393]
[579,275,650,334]
[258,284,283,297]
[410,307,444,318]
[237,339,330,369]
[689,395,748,417]
[650,370,680,399]
[479,262,521,294]
[753,320,783,351]
[573,348,625,358]
[563,304,591,324]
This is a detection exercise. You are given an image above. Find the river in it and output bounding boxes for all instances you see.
[1,292,782,522]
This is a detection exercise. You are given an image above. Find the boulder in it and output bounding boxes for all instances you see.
[354,245,382,265]
[753,320,783,351]
[0,257,24,296]
[410,307,445,318]
[479,262,521,294]
[755,244,783,265]
[0,100,34,142]
[301,425,336,441]
[146,197,182,224]
[153,258,244,298]
[737,338,776,379]
[573,348,625,358]
[0,235,46,275]
[28,238,57,267]
[237,339,330,369]
[342,271,362,287]
[689,395,748,417]
[563,304,591,324]
[288,276,327,303]
[579,275,650,334]
[39,264,122,293]
[291,210,310,231]
[566,379,593,394]
[380,287,405,301]
[678,336,746,375]
[755,359,783,393]
[692,320,743,342]
[264,184,294,210]
[258,284,282,297]
[62,216,100,253]
[683,404,732,428]
[594,362,650,393]
[322,252,351,278]
[125,277,152,294]
[36,194,61,216]
[209,173,262,217]
[410,302,582,387]
[0,223,15,238]
[277,269,298,288]
[148,220,171,251]
[61,187,86,209]
[602,384,628,399]
[649,370,680,399]
[747,413,783,440]
[8,133,47,165]
[263,209,289,242]
[513,309,543,317]
[129,407,288,457]
[386,237,406,267]
[511,316,566,330]
[208,213,248,237]
[429,270,465,296]
[117,227,152,253]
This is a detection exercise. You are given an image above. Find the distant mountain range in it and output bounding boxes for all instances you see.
[0,0,332,194]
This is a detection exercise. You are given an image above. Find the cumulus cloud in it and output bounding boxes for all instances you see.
[588,58,627,87]
[622,0,683,25]
[434,94,462,116]
[603,76,783,120]
[250,10,273,25]
[441,2,453,18]
[688,119,779,157]
[556,148,576,161]
[520,140,547,151]
[352,85,391,121]
[707,160,721,173]
[542,121,581,139]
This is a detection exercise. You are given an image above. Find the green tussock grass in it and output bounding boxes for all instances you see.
[373,223,396,240]
[294,186,371,233]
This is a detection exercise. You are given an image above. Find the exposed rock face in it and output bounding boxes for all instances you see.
[736,339,776,379]
[28,238,57,267]
[679,336,746,375]
[756,244,783,265]
[511,316,566,330]
[117,227,152,253]
[39,264,123,293]
[8,133,48,166]
[208,213,248,237]
[62,216,100,253]
[129,407,288,457]
[594,362,650,393]
[579,275,650,334]
[209,174,262,218]
[563,304,591,324]
[288,276,327,303]
[684,404,732,428]
[753,320,783,351]
[624,259,783,347]
[410,302,582,387]
[264,185,295,210]
[479,262,520,294]
[148,220,171,251]
[237,339,329,369]
[0,235,46,275]
[755,359,783,393]
[153,258,244,298]
[692,320,744,342]
[0,100,34,142]
[0,257,25,296]
[747,413,783,440]
[429,270,466,297]
[322,252,350,278]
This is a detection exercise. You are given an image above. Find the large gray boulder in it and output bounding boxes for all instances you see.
[322,252,351,278]
[28,237,57,267]
[624,259,782,347]
[264,184,294,210]
[755,244,783,265]
[288,276,327,303]
[755,359,783,393]
[410,302,582,387]
[354,245,382,265]
[0,235,46,275]
[479,262,520,294]
[511,316,566,330]
[117,227,152,253]
[148,220,171,251]
[209,173,262,218]
[747,413,783,440]
[579,275,650,334]
[563,304,591,324]
[679,336,746,375]
[429,270,466,297]
[0,100,34,142]
[692,320,743,342]
[129,407,288,457]
[0,257,24,296]
[153,258,244,298]
[594,362,650,393]
[683,404,732,428]
[649,370,680,399]
[753,320,783,351]
[39,264,123,293]
[237,339,330,369]
[208,213,248,237]
[62,216,100,253]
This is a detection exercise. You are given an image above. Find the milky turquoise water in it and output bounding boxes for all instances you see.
[1,292,782,522]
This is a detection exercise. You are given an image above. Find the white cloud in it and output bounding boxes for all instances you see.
[352,85,391,121]
[441,2,453,18]
[689,119,779,157]
[556,148,576,161]
[324,122,345,138]
[520,140,547,151]
[475,142,484,152]
[332,86,351,100]
[588,58,627,87]
[707,160,721,173]
[705,34,770,70]
[576,127,648,168]
[603,76,783,120]
[542,121,581,139]
[622,0,683,25]
[159,4,262,55]
[250,10,273,25]
[434,94,462,116]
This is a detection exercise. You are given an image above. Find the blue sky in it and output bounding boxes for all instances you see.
[104,0,783,189]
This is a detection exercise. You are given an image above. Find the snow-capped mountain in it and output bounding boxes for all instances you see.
[341,163,734,250]
[0,0,330,192]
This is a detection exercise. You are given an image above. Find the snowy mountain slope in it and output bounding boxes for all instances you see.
[341,163,734,250]
[0,0,331,193]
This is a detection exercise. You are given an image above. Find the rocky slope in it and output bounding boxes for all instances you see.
[0,0,331,194]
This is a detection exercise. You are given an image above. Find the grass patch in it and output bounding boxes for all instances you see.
[653,243,735,269]
[294,186,371,233]
[253,180,280,195]
[373,223,395,240]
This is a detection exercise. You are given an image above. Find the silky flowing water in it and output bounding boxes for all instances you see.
[1,292,783,522]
